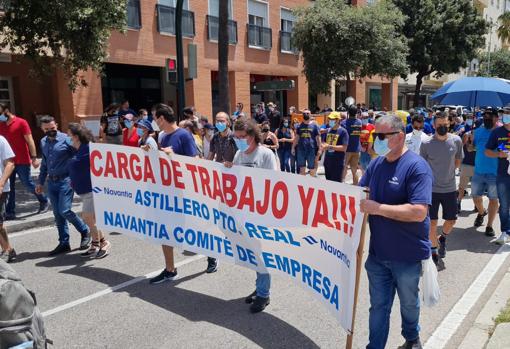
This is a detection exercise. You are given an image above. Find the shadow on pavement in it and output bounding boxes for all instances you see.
[36,257,321,348]
[438,225,500,255]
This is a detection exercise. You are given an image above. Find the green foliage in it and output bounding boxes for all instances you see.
[497,12,510,46]
[392,0,487,79]
[292,0,408,95]
[478,49,510,79]
[0,0,127,90]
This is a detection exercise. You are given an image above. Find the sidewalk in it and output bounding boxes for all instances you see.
[5,173,82,234]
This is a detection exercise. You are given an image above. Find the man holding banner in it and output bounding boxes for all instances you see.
[359,115,432,349]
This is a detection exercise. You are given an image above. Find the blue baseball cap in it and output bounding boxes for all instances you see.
[136,119,153,132]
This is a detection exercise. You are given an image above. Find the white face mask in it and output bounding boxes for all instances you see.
[412,129,423,137]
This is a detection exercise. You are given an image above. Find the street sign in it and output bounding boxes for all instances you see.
[253,80,295,91]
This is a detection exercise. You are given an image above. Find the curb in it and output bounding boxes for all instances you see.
[458,267,510,349]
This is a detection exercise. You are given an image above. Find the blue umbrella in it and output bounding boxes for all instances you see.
[431,77,510,108]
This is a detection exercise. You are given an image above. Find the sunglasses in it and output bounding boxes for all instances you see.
[373,131,401,141]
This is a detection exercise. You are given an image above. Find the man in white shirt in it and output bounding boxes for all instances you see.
[0,135,16,262]
[406,114,430,154]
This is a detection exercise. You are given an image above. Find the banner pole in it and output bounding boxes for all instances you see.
[345,190,369,349]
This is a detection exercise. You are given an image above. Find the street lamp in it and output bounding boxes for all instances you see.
[487,20,496,77]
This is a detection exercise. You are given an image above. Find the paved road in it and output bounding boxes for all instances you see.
[6,187,509,349]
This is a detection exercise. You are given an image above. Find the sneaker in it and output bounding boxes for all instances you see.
[79,233,92,250]
[37,201,49,214]
[250,296,270,313]
[95,240,111,259]
[206,257,218,274]
[245,290,257,304]
[398,338,423,349]
[438,235,446,259]
[485,227,496,237]
[48,244,71,256]
[0,249,16,263]
[474,211,487,227]
[495,232,508,245]
[457,200,461,213]
[4,213,16,221]
[149,269,178,284]
[81,242,99,258]
[432,253,439,266]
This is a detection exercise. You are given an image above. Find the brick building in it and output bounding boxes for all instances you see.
[0,0,397,137]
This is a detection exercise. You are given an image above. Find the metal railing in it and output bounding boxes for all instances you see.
[279,31,298,54]
[206,15,238,44]
[156,4,195,38]
[247,24,272,50]
[127,0,142,29]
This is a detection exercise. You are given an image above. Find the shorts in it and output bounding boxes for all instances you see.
[359,152,372,171]
[459,164,474,189]
[345,152,360,170]
[297,146,317,170]
[471,173,498,200]
[324,156,344,182]
[430,191,457,221]
[0,192,7,224]
[106,134,123,145]
[79,192,95,214]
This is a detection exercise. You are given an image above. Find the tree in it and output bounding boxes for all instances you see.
[217,0,230,115]
[292,0,408,96]
[0,0,127,90]
[392,0,487,106]
[497,12,510,46]
[478,49,510,79]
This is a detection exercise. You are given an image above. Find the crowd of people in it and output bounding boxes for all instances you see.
[0,98,509,349]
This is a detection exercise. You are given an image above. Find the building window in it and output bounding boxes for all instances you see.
[127,0,141,29]
[247,0,271,50]
[280,8,297,54]
[0,78,14,112]
[207,0,237,44]
[156,0,195,37]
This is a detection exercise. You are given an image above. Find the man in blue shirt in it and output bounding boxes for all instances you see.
[321,112,349,182]
[148,106,218,284]
[360,115,432,349]
[292,111,321,177]
[35,116,91,256]
[341,105,362,185]
[485,108,510,244]
[472,111,500,237]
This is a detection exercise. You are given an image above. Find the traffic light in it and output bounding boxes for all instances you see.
[165,58,177,83]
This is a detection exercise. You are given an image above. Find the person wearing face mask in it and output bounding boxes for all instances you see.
[267,102,281,132]
[224,118,277,313]
[359,115,433,349]
[122,114,140,147]
[275,117,295,172]
[208,112,238,165]
[0,103,49,220]
[136,119,158,151]
[67,123,111,259]
[202,123,214,159]
[420,112,464,268]
[254,103,268,125]
[471,110,500,238]
[485,107,510,244]
[35,116,91,256]
[292,111,321,176]
[405,114,431,155]
[100,103,123,145]
[232,102,243,121]
[321,112,349,182]
[138,108,150,122]
[290,118,300,173]
[360,113,375,174]
[341,105,363,185]
[260,121,279,156]
[457,113,476,212]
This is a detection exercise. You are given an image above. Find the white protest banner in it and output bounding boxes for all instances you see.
[90,144,365,333]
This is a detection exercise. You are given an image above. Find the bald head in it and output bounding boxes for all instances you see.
[216,112,231,125]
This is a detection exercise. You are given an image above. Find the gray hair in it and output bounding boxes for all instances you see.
[375,115,405,132]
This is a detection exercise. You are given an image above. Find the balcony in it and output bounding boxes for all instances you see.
[247,24,272,50]
[127,0,142,29]
[206,15,238,45]
[279,31,298,54]
[156,4,195,38]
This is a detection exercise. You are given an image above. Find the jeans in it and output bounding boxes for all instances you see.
[47,177,89,245]
[7,164,48,215]
[278,148,292,172]
[290,151,298,174]
[256,272,271,298]
[365,254,422,349]
[497,175,510,233]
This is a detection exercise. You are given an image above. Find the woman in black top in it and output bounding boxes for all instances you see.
[275,117,295,172]
[260,121,279,155]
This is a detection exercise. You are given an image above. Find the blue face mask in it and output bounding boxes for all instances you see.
[124,120,133,129]
[216,122,227,132]
[136,128,144,137]
[362,119,368,126]
[283,122,289,127]
[503,114,510,124]
[328,120,336,128]
[234,138,249,152]
[0,114,7,122]
[374,137,391,156]
[466,119,473,126]
[65,137,73,147]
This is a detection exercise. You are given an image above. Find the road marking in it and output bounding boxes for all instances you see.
[8,226,54,238]
[42,254,205,318]
[424,244,510,349]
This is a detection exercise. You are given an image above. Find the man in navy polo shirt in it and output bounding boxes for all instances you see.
[360,115,432,349]
[485,108,510,244]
